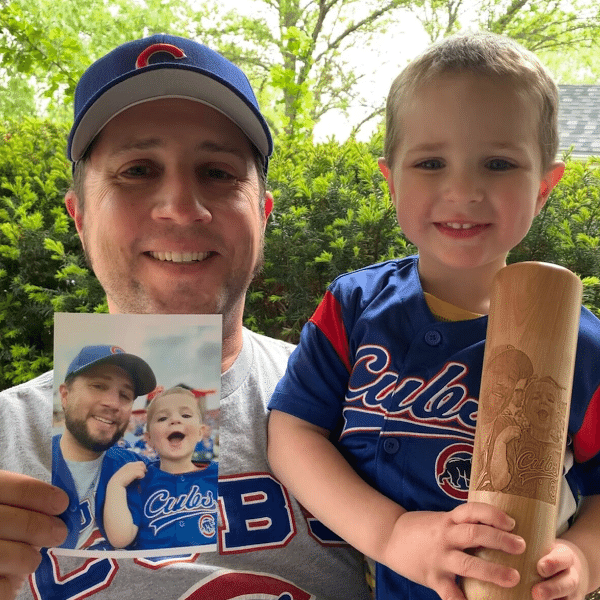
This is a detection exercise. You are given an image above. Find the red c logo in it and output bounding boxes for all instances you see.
[136,43,186,69]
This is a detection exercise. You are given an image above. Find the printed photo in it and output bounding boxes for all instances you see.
[51,313,221,558]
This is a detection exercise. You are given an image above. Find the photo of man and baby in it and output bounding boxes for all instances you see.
[51,313,221,557]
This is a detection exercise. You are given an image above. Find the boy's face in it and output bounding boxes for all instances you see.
[146,393,205,462]
[379,73,564,284]
[524,381,560,442]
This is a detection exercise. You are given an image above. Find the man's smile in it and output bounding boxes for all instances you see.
[147,251,213,263]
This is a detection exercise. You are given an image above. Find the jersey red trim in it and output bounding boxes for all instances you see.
[310,291,351,373]
[574,385,600,462]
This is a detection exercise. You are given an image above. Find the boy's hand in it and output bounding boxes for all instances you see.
[111,461,147,487]
[380,502,525,600]
[0,471,68,600]
[531,540,589,600]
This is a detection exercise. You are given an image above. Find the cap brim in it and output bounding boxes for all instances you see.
[72,353,157,398]
[69,67,271,162]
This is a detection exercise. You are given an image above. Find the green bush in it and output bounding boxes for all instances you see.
[0,119,599,389]
[0,119,106,388]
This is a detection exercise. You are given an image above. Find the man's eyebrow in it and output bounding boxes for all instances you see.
[113,138,163,154]
[195,140,248,160]
[88,373,135,393]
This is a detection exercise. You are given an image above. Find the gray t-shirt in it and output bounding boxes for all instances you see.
[0,328,371,600]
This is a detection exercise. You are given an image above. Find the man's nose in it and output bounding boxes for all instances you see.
[152,170,212,225]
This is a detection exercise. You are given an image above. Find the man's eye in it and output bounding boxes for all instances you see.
[415,159,444,170]
[202,167,234,180]
[487,158,516,171]
[123,164,154,177]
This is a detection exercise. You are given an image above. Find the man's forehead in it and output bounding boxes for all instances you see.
[77,363,135,389]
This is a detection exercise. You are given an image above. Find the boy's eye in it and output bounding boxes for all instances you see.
[415,159,444,170]
[157,416,167,422]
[486,158,516,171]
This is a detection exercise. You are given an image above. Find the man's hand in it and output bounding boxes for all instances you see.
[0,471,68,600]
[532,540,589,600]
[380,502,526,600]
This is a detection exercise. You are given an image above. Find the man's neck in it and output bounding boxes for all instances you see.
[60,431,103,462]
[221,318,244,373]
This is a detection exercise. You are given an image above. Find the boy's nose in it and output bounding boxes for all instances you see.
[443,171,484,204]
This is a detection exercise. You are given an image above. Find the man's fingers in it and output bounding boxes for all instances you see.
[0,574,27,600]
[0,539,45,575]
[0,504,67,548]
[0,472,68,516]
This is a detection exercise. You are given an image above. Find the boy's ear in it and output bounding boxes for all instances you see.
[536,162,565,213]
[378,158,397,202]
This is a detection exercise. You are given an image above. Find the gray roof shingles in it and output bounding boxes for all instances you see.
[558,85,600,157]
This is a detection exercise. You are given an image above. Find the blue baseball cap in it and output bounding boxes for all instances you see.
[68,34,273,172]
[65,345,157,398]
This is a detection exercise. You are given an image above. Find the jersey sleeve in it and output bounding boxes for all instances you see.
[569,307,600,496]
[269,289,352,432]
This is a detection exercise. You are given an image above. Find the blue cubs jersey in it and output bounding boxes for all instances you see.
[52,435,150,550]
[126,462,219,550]
[269,256,600,600]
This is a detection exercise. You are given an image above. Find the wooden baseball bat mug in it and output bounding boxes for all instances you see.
[462,262,583,600]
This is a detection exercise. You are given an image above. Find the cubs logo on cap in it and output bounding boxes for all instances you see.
[67,34,272,173]
[65,344,157,398]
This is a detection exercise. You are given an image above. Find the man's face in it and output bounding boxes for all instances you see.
[67,98,269,321]
[60,364,136,453]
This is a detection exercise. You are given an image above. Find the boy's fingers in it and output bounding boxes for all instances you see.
[451,551,520,589]
[453,502,516,531]
[532,570,578,600]
[451,522,525,554]
[0,471,68,516]
[538,544,574,578]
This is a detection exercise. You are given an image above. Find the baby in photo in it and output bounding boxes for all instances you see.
[103,386,218,550]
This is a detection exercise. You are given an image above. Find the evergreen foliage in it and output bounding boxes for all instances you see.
[0,119,599,389]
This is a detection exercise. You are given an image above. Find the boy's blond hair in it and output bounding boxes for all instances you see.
[146,386,205,425]
[384,31,559,172]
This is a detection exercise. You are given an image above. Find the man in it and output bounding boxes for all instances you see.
[53,344,156,549]
[0,34,371,600]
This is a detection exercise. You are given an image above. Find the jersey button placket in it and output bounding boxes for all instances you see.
[424,330,442,346]
[383,438,400,454]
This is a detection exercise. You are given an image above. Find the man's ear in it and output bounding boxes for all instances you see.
[59,383,69,411]
[264,192,274,221]
[65,190,84,238]
[536,161,565,214]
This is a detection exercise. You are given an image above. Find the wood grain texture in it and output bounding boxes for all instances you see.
[463,262,582,600]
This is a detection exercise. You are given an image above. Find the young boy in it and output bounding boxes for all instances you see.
[267,32,600,600]
[103,386,218,550]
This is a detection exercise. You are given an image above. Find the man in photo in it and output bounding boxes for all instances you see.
[53,344,156,549]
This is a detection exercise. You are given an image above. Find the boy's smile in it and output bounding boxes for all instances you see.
[379,72,565,308]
